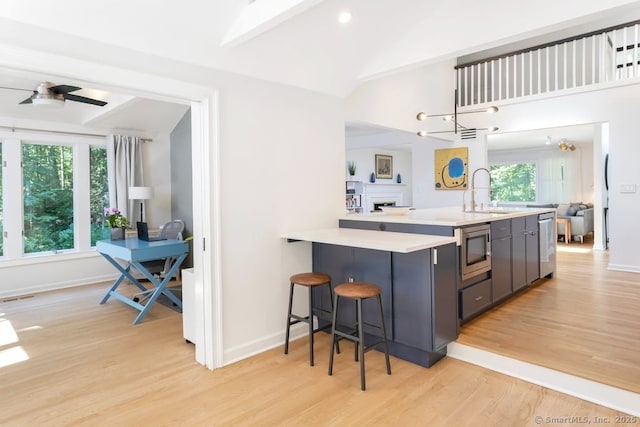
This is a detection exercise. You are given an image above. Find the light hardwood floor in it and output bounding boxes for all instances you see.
[0,253,637,426]
[458,240,640,394]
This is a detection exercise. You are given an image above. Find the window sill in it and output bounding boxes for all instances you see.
[0,249,101,268]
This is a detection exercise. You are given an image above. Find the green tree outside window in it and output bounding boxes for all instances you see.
[90,147,109,245]
[23,143,74,253]
[490,163,536,202]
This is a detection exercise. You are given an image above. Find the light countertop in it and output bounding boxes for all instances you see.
[340,206,556,227]
[282,227,457,253]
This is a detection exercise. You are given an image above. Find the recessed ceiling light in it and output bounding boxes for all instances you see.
[337,11,352,24]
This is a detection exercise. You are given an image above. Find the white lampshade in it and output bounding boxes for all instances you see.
[128,186,154,200]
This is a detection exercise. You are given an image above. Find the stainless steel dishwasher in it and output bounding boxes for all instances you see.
[538,212,556,278]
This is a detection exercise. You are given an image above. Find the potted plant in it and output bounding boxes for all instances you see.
[105,208,130,240]
[347,161,357,179]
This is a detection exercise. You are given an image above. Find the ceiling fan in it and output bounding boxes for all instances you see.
[0,81,107,107]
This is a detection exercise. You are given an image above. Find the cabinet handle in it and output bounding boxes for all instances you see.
[474,296,483,301]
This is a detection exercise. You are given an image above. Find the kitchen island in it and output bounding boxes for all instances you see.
[283,206,556,368]
[339,206,557,322]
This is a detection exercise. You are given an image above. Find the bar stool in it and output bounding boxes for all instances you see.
[328,281,391,391]
[284,272,339,366]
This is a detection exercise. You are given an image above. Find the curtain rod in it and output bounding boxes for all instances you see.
[0,125,153,142]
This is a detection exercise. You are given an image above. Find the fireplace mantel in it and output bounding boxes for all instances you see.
[365,183,405,187]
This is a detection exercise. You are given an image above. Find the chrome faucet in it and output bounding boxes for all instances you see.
[470,167,492,211]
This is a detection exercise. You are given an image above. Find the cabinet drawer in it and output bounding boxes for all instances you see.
[460,279,492,320]
[525,214,539,230]
[490,219,511,240]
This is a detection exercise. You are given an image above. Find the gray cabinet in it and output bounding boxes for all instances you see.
[312,244,392,337]
[525,216,540,284]
[393,244,457,352]
[312,242,458,367]
[460,278,492,319]
[512,215,539,292]
[490,219,512,302]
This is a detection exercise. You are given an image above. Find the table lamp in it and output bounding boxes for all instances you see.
[128,186,154,223]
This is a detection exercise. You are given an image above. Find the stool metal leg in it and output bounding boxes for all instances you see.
[354,299,359,362]
[357,298,366,391]
[284,282,295,355]
[327,283,340,355]
[308,286,314,366]
[328,293,339,376]
[377,295,391,375]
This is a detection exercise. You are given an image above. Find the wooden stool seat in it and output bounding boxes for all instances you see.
[334,282,381,299]
[328,281,391,390]
[285,272,338,366]
[290,272,332,287]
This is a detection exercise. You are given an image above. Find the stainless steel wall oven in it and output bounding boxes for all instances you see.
[460,224,491,281]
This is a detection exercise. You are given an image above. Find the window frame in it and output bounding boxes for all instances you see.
[489,160,538,204]
[0,131,107,262]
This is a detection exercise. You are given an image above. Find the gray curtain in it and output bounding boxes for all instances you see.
[107,135,144,224]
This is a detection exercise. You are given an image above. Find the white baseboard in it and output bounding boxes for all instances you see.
[223,322,308,366]
[447,342,640,417]
[607,264,640,273]
[0,274,118,299]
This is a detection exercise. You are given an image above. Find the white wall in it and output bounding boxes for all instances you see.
[483,85,639,271]
[345,147,411,209]
[411,135,490,209]
[347,60,456,133]
[346,60,640,272]
[0,35,346,368]
[143,133,173,228]
[210,73,344,363]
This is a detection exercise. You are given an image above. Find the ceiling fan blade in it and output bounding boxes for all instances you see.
[49,84,82,95]
[19,93,35,104]
[64,93,107,106]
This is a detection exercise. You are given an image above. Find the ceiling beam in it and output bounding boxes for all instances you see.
[221,0,325,47]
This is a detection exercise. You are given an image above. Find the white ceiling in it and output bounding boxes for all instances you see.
[346,122,596,152]
[0,0,639,133]
[0,68,189,137]
[487,124,596,151]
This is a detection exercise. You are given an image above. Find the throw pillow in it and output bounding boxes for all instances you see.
[567,206,580,216]
[557,203,571,216]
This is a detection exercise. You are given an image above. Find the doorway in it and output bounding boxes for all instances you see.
[0,51,221,369]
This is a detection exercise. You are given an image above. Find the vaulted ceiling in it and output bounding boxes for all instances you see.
[1,0,640,134]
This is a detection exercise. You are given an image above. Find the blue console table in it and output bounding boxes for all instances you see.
[97,238,189,325]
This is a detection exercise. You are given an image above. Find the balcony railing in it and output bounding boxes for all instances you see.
[456,20,640,107]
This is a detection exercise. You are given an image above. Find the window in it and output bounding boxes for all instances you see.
[0,135,108,260]
[490,163,536,202]
[23,143,74,254]
[90,147,109,246]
